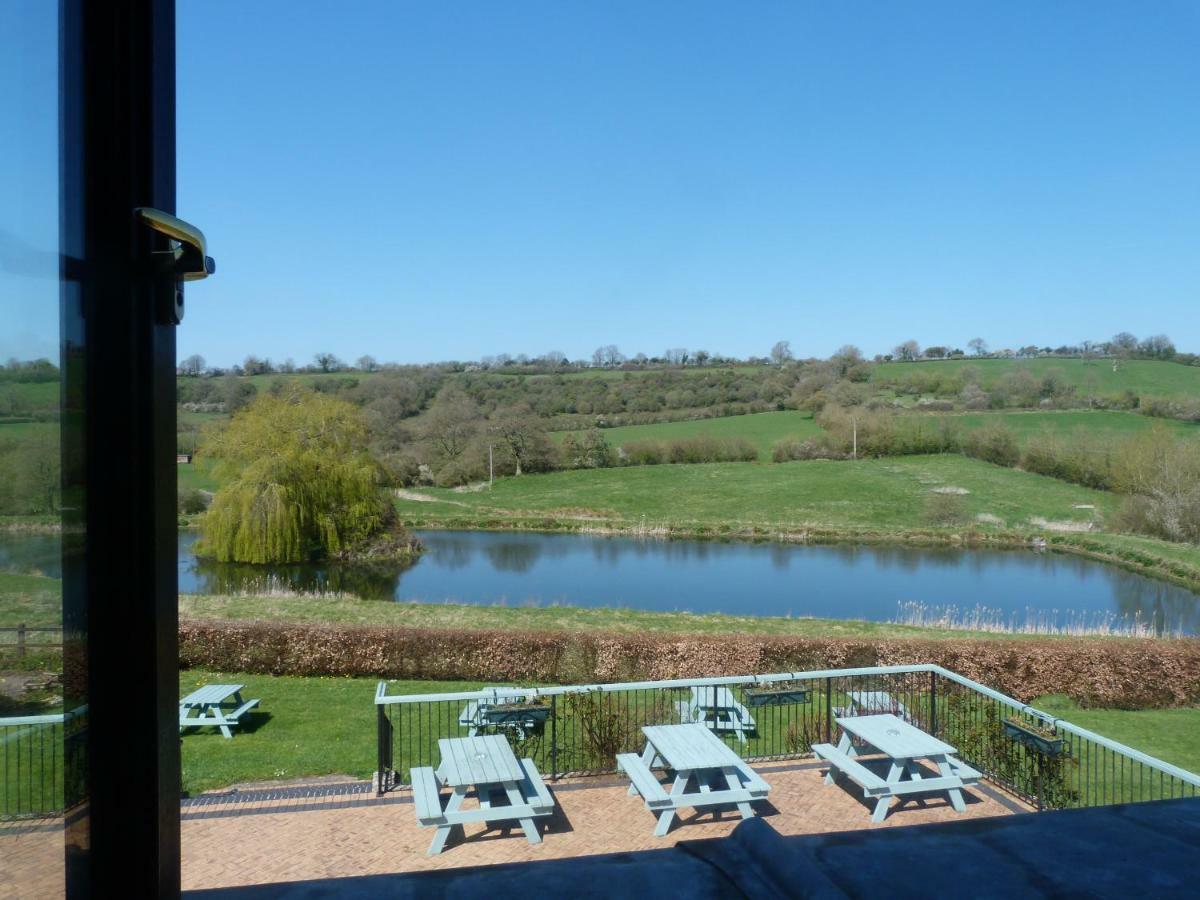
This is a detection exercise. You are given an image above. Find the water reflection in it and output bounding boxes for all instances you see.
[0,529,1197,633]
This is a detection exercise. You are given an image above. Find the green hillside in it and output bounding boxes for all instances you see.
[557,410,822,459]
[950,410,1199,443]
[873,357,1200,400]
[395,455,1115,531]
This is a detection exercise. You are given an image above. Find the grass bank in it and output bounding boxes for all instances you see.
[179,593,1036,641]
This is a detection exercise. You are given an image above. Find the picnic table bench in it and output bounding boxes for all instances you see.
[680,685,757,743]
[846,690,909,719]
[411,734,555,855]
[618,723,770,837]
[814,713,980,823]
[179,684,260,738]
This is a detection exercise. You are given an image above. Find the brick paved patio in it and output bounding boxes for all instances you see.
[1,760,1030,896]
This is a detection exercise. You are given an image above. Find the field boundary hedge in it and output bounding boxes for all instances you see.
[179,620,1200,709]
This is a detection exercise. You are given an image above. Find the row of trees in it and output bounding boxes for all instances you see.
[889,333,1179,364]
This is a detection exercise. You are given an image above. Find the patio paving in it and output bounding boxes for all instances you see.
[0,760,1030,896]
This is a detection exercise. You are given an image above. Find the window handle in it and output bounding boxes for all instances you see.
[134,207,215,281]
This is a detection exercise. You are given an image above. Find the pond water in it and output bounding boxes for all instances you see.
[2,529,1198,635]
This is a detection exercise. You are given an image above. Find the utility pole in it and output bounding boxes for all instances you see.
[488,444,494,489]
[852,417,858,460]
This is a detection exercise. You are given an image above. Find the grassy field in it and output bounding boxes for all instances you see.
[873,357,1200,400]
[0,572,59,626]
[0,421,57,440]
[396,455,1116,532]
[553,408,1196,460]
[950,409,1199,443]
[557,410,822,459]
[177,457,222,492]
[174,670,1200,793]
[0,381,59,410]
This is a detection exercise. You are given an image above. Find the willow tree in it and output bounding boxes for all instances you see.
[199,387,400,563]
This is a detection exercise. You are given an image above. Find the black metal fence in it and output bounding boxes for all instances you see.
[375,665,1200,812]
[0,707,86,820]
[2,714,61,819]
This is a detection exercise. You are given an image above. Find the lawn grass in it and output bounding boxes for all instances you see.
[179,669,487,793]
[396,455,1117,532]
[177,457,222,492]
[0,421,57,440]
[872,357,1200,401]
[175,670,1200,794]
[556,410,822,460]
[0,572,60,627]
[1033,694,1200,776]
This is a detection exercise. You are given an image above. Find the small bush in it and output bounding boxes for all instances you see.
[963,424,1020,468]
[619,439,667,465]
[560,430,614,469]
[923,492,970,526]
[177,488,208,515]
[771,435,843,462]
[619,436,757,466]
[1021,436,1113,490]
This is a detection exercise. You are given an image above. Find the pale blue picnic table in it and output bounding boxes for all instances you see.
[179,683,259,739]
[410,734,554,856]
[813,714,981,823]
[682,685,756,743]
[617,723,770,837]
[846,690,909,719]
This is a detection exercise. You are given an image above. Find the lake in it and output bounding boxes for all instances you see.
[2,529,1197,635]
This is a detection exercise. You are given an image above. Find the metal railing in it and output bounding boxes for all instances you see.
[375,664,1200,812]
[1,707,87,820]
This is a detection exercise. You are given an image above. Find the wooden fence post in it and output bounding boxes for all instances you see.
[17,622,26,659]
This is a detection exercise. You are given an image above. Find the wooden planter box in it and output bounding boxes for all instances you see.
[1002,717,1066,756]
[482,704,552,728]
[744,686,811,708]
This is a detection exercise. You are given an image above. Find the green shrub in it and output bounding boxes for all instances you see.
[963,424,1020,468]
[177,488,209,515]
[771,435,842,462]
[619,436,757,466]
[1021,436,1113,490]
[923,492,970,526]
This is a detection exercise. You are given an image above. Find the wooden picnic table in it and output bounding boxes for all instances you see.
[179,683,259,739]
[813,714,981,823]
[683,685,757,743]
[410,734,554,856]
[617,723,770,837]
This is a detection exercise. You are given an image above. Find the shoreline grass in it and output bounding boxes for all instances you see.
[180,592,1068,641]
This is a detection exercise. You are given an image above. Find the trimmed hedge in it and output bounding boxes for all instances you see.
[179,620,1200,709]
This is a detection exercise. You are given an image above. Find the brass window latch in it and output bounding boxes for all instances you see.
[134,207,215,324]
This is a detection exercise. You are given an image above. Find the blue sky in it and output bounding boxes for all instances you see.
[3,3,1198,366]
